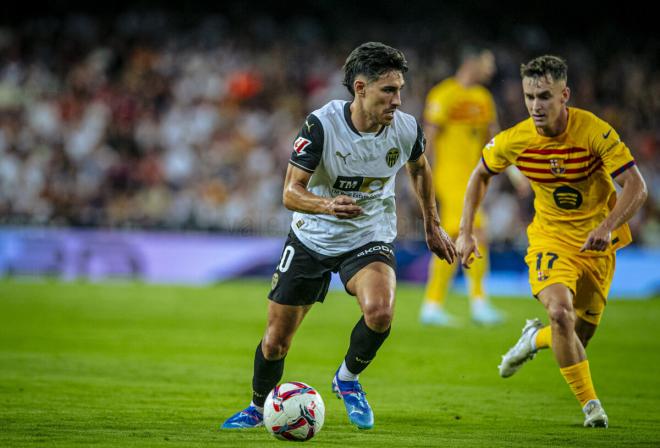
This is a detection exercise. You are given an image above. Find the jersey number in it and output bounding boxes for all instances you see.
[278,246,295,272]
[535,252,559,271]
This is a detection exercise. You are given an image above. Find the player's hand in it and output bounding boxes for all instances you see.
[456,231,482,269]
[580,226,611,252]
[426,225,457,264]
[328,195,363,219]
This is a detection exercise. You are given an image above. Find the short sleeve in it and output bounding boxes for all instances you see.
[289,114,324,173]
[481,133,511,174]
[591,121,636,178]
[408,121,426,162]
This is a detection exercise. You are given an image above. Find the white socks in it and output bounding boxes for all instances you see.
[337,360,359,382]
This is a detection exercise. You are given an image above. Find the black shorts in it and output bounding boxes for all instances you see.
[268,231,396,306]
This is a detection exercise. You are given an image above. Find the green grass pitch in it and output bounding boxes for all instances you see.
[1,279,659,447]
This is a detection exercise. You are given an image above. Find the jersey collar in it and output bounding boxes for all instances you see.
[344,101,387,137]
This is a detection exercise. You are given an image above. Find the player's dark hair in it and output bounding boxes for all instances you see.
[459,44,488,64]
[520,55,568,82]
[342,42,408,96]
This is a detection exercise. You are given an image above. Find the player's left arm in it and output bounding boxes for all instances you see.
[406,154,457,264]
[581,165,647,252]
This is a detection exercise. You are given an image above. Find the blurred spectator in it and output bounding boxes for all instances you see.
[0,11,657,247]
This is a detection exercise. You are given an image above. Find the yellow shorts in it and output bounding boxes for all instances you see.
[439,197,485,236]
[525,246,616,325]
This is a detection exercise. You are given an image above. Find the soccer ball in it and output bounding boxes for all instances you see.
[263,381,325,441]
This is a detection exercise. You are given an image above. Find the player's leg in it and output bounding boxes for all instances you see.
[538,284,607,428]
[499,249,578,378]
[420,200,459,326]
[567,261,611,427]
[421,252,458,325]
[222,302,312,429]
[332,241,397,430]
[222,232,329,429]
[467,226,503,325]
[254,301,313,403]
[332,261,395,430]
[574,317,597,349]
[537,284,585,366]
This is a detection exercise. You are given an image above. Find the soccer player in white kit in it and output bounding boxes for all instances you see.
[222,42,456,430]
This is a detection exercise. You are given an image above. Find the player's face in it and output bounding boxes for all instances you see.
[477,51,496,83]
[522,75,570,132]
[362,70,405,126]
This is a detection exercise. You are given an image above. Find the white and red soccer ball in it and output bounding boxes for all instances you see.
[263,382,325,441]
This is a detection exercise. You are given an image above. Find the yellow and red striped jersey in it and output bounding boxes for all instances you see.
[481,107,635,252]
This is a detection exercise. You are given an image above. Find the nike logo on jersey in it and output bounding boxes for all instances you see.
[305,120,315,133]
[602,129,612,139]
[336,151,351,164]
[585,310,601,316]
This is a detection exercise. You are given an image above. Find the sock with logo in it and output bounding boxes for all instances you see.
[343,316,391,375]
[560,359,598,406]
[252,341,285,407]
[533,325,552,350]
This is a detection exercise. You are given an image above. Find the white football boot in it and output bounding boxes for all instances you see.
[498,318,544,378]
[583,399,608,428]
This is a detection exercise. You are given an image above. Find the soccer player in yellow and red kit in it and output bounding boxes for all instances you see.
[420,47,505,326]
[457,55,647,427]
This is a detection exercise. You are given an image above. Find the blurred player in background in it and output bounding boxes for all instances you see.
[222,42,456,431]
[457,55,647,427]
[420,46,506,326]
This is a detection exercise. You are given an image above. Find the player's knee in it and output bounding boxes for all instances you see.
[547,304,575,333]
[261,337,290,360]
[362,301,394,332]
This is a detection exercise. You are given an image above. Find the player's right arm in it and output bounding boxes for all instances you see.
[282,165,362,218]
[456,162,495,268]
[283,114,362,219]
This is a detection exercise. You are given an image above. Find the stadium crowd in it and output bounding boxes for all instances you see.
[0,12,657,247]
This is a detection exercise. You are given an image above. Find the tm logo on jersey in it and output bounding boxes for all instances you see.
[332,176,389,198]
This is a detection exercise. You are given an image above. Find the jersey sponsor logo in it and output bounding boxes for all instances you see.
[335,151,351,164]
[304,120,315,133]
[485,137,495,150]
[385,148,400,167]
[332,176,389,195]
[333,176,363,191]
[553,186,583,209]
[550,158,566,176]
[293,137,312,155]
[602,129,612,139]
[356,244,393,258]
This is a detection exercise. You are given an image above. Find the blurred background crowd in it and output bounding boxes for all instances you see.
[0,5,657,248]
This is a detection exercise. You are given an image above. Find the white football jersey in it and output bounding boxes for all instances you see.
[288,100,424,256]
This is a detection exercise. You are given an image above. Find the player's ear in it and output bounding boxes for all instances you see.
[562,86,571,104]
[354,79,366,97]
